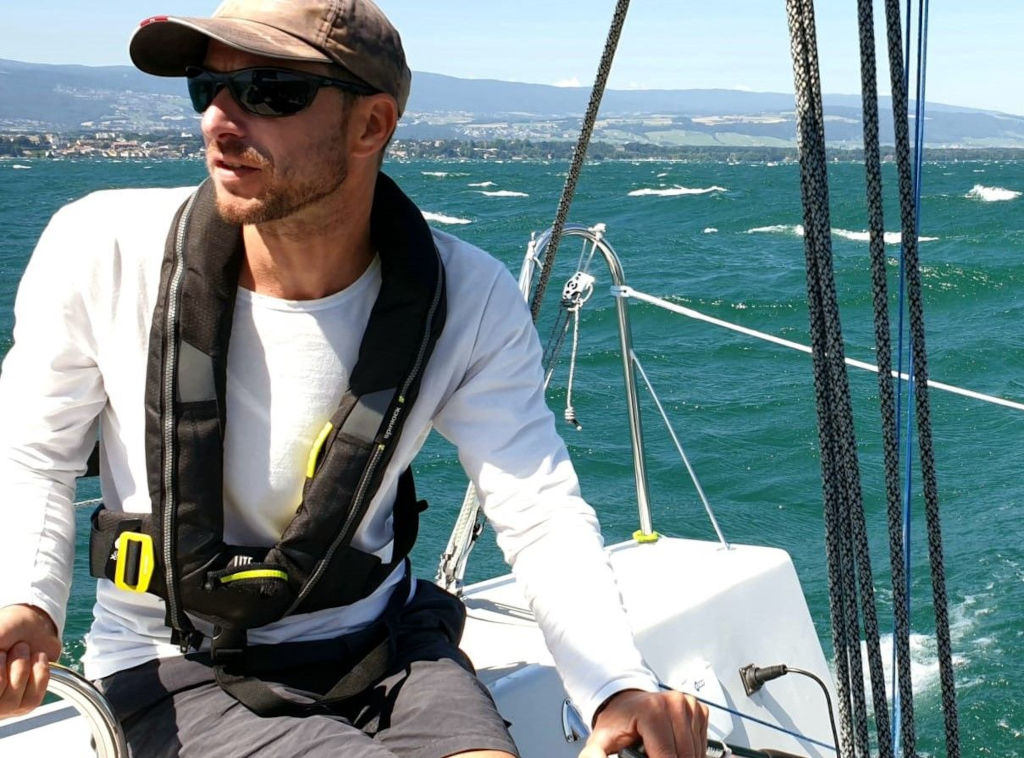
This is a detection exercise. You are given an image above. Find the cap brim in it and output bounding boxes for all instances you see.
[130,16,331,77]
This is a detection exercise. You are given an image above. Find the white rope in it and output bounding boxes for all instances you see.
[564,307,584,430]
[436,483,484,592]
[614,286,1024,413]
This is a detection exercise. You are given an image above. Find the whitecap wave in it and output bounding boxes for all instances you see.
[422,211,471,225]
[628,185,727,197]
[747,224,805,236]
[421,171,448,177]
[833,229,939,244]
[12,164,31,169]
[746,225,936,243]
[703,227,718,234]
[859,632,962,706]
[468,181,495,187]
[857,591,979,709]
[481,190,529,198]
[966,184,1021,202]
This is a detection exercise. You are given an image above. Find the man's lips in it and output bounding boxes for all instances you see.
[213,156,260,171]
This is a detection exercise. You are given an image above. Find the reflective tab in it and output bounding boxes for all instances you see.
[306,422,334,478]
[340,389,395,444]
[218,569,289,585]
[114,532,155,593]
[178,340,216,402]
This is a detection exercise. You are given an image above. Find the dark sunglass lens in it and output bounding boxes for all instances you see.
[186,72,219,113]
[236,70,317,117]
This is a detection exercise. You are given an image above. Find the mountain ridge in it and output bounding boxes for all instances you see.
[2,59,1022,148]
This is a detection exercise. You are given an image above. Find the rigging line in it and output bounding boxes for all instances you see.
[652,682,837,752]
[528,0,631,321]
[436,482,483,592]
[882,0,961,752]
[686,695,837,753]
[891,0,923,750]
[614,286,1024,413]
[629,351,729,549]
[785,3,861,752]
[656,680,838,752]
[894,0,933,750]
[855,0,916,752]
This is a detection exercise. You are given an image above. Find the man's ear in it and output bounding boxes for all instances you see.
[349,93,399,160]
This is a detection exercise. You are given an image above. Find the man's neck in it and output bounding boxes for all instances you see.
[240,187,375,301]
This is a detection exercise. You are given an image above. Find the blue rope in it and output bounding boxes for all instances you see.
[693,694,838,753]
[891,0,930,753]
[890,3,912,750]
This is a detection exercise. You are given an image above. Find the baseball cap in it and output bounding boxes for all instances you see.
[129,0,411,115]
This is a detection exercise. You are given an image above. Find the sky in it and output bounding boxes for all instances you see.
[2,1,1021,116]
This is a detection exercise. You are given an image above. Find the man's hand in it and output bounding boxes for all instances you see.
[580,689,709,758]
[0,604,62,719]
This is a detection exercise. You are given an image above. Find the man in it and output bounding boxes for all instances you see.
[0,1,708,756]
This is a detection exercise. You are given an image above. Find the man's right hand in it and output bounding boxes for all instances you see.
[0,604,62,719]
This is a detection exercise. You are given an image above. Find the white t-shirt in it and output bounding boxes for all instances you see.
[0,185,659,723]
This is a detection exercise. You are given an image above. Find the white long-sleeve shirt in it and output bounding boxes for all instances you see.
[0,185,659,723]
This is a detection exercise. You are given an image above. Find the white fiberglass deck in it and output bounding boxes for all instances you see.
[0,537,836,757]
[460,536,837,757]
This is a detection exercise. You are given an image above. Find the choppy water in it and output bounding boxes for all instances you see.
[1,156,1021,755]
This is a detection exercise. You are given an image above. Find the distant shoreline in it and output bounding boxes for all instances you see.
[3,135,1024,165]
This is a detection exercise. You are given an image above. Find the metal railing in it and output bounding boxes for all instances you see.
[46,664,127,758]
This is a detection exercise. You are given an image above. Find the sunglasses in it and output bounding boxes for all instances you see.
[185,66,378,118]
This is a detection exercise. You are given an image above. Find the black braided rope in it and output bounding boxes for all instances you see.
[881,0,961,754]
[786,1,896,755]
[785,2,856,753]
[528,0,631,321]
[855,0,917,754]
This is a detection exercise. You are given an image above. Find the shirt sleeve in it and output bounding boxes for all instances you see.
[0,199,107,635]
[432,266,660,725]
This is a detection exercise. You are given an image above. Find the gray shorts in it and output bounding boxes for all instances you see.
[96,582,519,758]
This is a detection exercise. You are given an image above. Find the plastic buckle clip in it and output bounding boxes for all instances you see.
[113,531,155,593]
[211,625,248,665]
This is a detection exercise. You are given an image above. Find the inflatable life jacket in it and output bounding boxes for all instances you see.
[89,174,447,657]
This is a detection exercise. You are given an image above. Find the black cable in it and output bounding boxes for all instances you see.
[787,666,840,757]
[740,663,840,757]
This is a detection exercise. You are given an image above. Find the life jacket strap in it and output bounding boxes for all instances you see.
[89,506,165,595]
[211,567,410,717]
[88,468,425,647]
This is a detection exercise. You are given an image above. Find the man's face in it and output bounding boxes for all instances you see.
[199,41,352,226]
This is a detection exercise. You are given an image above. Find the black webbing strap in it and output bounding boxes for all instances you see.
[212,567,411,717]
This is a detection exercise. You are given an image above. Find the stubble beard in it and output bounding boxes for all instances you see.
[211,129,350,227]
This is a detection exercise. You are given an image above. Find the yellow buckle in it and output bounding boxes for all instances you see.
[114,532,155,593]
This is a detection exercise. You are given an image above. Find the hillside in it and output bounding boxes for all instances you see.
[2,59,1023,148]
